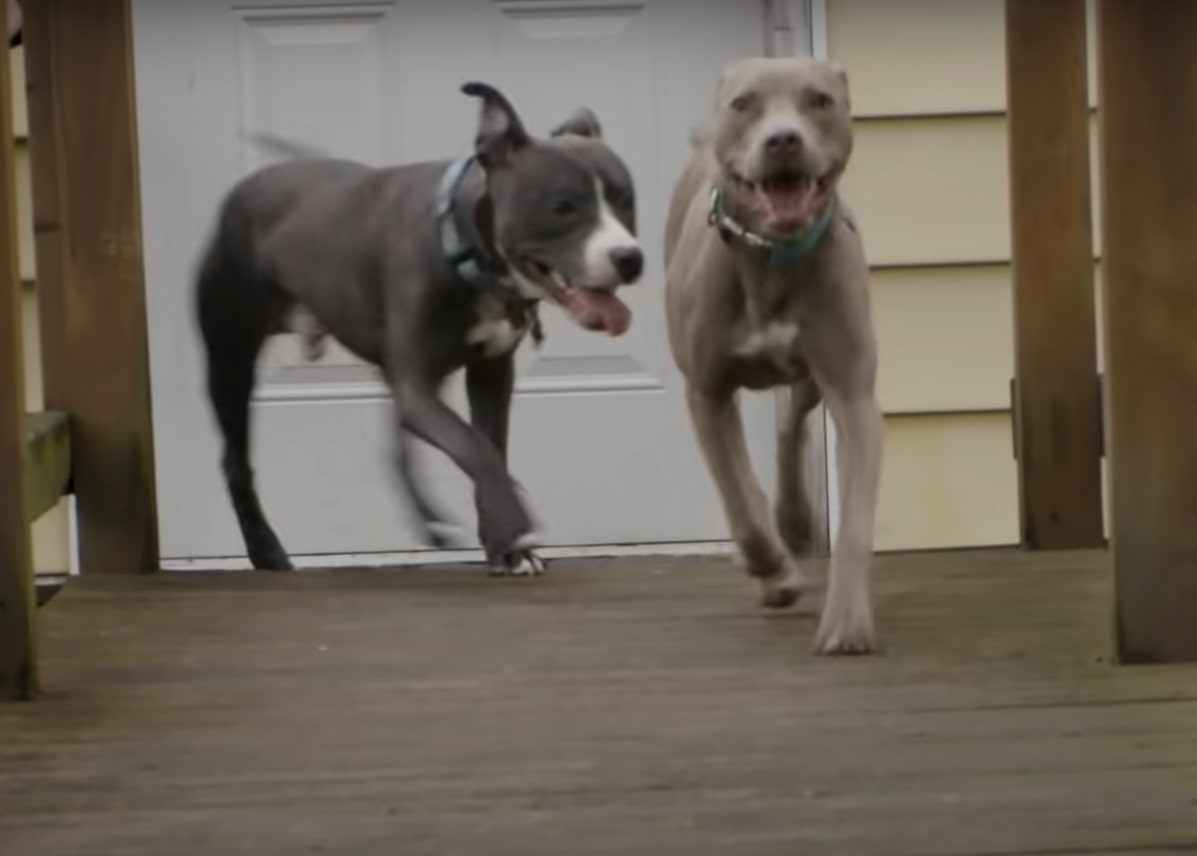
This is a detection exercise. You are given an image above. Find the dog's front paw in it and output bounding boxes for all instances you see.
[813,594,877,656]
[477,484,540,558]
[488,549,547,578]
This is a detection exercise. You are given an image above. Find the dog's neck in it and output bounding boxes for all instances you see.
[437,156,544,346]
[446,159,508,279]
[707,182,838,271]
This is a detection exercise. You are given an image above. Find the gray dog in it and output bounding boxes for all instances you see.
[195,83,643,576]
[664,57,883,655]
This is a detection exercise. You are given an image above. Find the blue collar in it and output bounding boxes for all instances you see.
[435,156,543,345]
[707,185,837,269]
[435,155,499,288]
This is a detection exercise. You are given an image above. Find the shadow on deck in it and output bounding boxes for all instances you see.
[3,549,1197,855]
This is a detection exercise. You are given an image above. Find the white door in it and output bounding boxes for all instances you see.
[133,0,824,563]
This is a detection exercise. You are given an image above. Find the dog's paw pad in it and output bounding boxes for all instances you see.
[513,552,547,576]
[813,623,878,656]
[488,550,547,578]
[813,635,878,657]
[814,595,877,655]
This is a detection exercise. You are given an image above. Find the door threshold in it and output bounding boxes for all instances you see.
[160,540,738,572]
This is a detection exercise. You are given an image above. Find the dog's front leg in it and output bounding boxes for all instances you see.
[466,354,545,576]
[389,375,540,566]
[816,389,883,655]
[392,430,464,549]
[686,384,805,608]
[466,354,515,462]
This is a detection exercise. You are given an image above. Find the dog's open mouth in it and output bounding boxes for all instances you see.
[526,259,632,336]
[735,170,831,234]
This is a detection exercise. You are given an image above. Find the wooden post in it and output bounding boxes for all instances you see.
[1097,0,1197,663]
[0,0,38,700]
[1005,0,1104,550]
[23,0,159,575]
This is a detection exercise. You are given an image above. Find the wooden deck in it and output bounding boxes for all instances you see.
[3,549,1197,855]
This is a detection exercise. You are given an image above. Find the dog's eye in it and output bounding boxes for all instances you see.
[730,92,755,112]
[552,197,579,218]
[809,90,835,110]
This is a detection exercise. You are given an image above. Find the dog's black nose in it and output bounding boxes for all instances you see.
[610,247,644,283]
[765,129,803,154]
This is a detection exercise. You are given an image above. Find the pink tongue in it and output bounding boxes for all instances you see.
[562,288,632,336]
[763,183,821,231]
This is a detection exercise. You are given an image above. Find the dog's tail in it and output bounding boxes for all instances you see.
[241,130,331,162]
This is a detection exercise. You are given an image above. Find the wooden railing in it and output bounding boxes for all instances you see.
[1,0,49,701]
[1,0,156,701]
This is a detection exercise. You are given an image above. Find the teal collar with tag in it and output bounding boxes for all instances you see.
[707,185,837,269]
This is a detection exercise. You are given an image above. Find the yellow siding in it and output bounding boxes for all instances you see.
[827,0,1037,550]
[872,265,1012,413]
[828,0,1007,117]
[844,116,1010,266]
[828,0,1099,116]
[9,45,70,574]
[844,115,1103,268]
[877,413,1018,551]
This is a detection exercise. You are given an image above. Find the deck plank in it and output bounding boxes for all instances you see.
[3,549,1197,855]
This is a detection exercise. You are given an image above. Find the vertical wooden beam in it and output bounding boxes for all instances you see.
[0,0,38,700]
[24,0,159,575]
[1005,0,1104,550]
[1097,0,1197,663]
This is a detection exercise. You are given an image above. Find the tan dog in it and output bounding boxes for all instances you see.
[664,57,883,655]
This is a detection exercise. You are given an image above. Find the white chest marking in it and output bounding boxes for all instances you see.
[467,317,525,357]
[733,321,801,364]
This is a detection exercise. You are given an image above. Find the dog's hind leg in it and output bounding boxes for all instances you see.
[685,384,804,608]
[466,353,545,576]
[775,376,823,560]
[195,241,294,571]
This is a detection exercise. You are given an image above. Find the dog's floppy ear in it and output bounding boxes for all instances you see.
[461,81,531,169]
[551,107,603,140]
